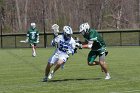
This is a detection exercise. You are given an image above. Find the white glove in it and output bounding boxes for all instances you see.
[66,50,70,55]
[66,49,72,55]
[36,40,39,43]
[87,41,93,48]
[51,39,58,47]
[79,44,82,49]
[75,43,80,47]
[66,49,74,55]
[75,43,82,49]
[36,37,39,43]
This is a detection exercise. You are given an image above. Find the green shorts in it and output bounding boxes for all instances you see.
[29,40,37,46]
[88,48,106,63]
[30,43,37,46]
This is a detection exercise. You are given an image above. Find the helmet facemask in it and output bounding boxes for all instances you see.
[63,26,73,41]
[81,29,89,36]
[64,32,71,40]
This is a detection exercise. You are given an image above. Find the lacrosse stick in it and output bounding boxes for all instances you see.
[20,37,28,43]
[20,40,27,43]
[51,24,59,37]
[51,24,60,48]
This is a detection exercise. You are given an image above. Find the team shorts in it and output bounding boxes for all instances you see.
[48,51,69,64]
[30,43,37,46]
[88,47,106,63]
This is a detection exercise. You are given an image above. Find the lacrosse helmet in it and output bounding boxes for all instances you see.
[31,23,36,29]
[63,26,73,40]
[79,23,90,35]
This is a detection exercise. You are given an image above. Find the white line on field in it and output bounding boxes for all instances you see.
[110,90,140,93]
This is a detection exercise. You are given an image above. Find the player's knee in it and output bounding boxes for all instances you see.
[56,62,61,66]
[99,61,105,65]
[47,63,52,67]
[57,61,64,66]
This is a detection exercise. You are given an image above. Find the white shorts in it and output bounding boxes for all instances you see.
[48,50,69,64]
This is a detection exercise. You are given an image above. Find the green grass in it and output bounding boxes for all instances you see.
[0,47,140,93]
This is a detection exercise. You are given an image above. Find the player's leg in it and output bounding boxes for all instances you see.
[34,43,37,56]
[54,59,64,73]
[43,54,58,82]
[43,63,53,82]
[48,59,64,79]
[44,63,53,78]
[87,51,99,66]
[31,43,36,57]
[87,51,106,73]
[34,43,37,50]
[99,53,111,80]
[48,55,68,79]
[99,53,107,73]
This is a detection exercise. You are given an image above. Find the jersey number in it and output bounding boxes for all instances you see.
[59,44,68,52]
[32,33,35,39]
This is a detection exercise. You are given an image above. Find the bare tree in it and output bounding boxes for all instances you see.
[116,0,123,29]
[98,0,108,29]
[136,0,139,28]
[15,0,22,31]
[0,1,5,29]
[24,0,28,32]
[1,0,139,33]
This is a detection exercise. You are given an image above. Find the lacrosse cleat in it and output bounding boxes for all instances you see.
[105,73,111,80]
[48,70,54,80]
[32,52,36,57]
[42,77,48,82]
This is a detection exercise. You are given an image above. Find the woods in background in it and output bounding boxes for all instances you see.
[0,0,139,33]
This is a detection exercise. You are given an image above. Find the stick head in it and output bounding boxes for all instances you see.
[20,40,26,43]
[52,24,59,35]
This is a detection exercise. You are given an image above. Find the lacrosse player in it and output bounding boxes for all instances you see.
[79,23,111,80]
[26,23,39,57]
[43,26,76,82]
[51,24,65,69]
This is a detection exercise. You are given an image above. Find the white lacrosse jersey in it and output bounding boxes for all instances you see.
[49,35,76,63]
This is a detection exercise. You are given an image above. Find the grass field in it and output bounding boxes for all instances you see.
[0,47,140,93]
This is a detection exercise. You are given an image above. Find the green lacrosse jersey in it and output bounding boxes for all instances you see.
[83,29,106,50]
[27,27,39,43]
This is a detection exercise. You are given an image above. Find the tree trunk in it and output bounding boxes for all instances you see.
[98,0,107,29]
[15,0,22,32]
[116,6,122,29]
[24,0,28,32]
[136,0,140,28]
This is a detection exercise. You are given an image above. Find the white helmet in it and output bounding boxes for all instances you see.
[63,26,73,40]
[31,23,36,29]
[63,26,73,34]
[79,23,90,32]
